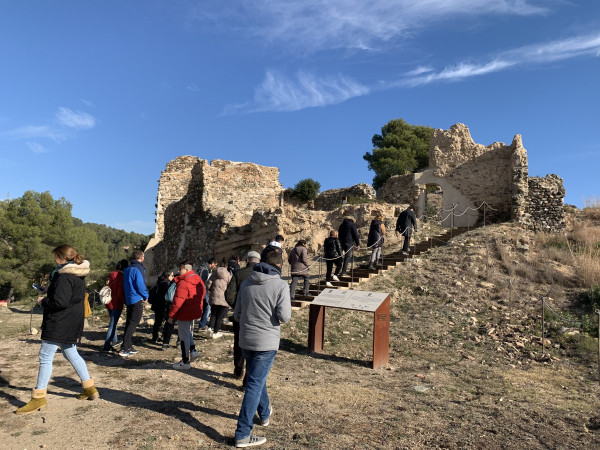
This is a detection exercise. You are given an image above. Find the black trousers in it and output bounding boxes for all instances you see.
[233,319,245,377]
[403,233,412,252]
[152,305,167,341]
[326,257,342,280]
[208,305,229,333]
[122,301,143,351]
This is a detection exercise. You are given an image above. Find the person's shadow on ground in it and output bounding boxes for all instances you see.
[5,374,237,446]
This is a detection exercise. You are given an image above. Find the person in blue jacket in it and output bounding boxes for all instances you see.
[120,250,148,357]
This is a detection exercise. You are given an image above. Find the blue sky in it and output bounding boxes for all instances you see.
[1,1,598,235]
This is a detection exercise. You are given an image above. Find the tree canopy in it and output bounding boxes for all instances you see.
[289,178,321,201]
[0,191,150,300]
[363,118,435,190]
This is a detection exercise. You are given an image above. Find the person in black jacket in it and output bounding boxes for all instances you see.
[260,234,284,262]
[150,270,174,345]
[16,245,99,416]
[367,215,386,270]
[323,230,343,287]
[338,217,360,276]
[396,205,417,255]
[224,251,261,381]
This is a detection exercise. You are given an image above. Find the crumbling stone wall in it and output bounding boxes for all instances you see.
[377,174,421,205]
[522,175,566,232]
[378,123,561,230]
[314,184,376,210]
[146,157,401,278]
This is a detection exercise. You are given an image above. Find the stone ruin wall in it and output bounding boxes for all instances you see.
[379,123,560,229]
[313,184,376,210]
[428,124,528,223]
[146,156,401,278]
[146,124,565,277]
[522,174,566,232]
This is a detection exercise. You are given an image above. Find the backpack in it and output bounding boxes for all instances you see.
[99,285,112,305]
[148,284,159,305]
[198,263,210,283]
[164,281,176,303]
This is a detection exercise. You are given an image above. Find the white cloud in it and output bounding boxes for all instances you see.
[56,107,96,129]
[191,0,549,52]
[226,70,370,113]
[27,141,47,153]
[402,32,600,86]
[187,83,200,93]
[2,125,65,142]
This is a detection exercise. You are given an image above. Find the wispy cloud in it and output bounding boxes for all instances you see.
[191,0,549,52]
[2,125,65,142]
[187,83,200,93]
[402,33,600,86]
[225,70,370,113]
[1,107,96,147]
[56,107,96,129]
[26,141,47,153]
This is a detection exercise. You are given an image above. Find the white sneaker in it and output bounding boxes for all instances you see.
[212,332,223,339]
[325,282,334,288]
[332,275,339,282]
[173,360,191,370]
[190,349,200,362]
[205,329,214,338]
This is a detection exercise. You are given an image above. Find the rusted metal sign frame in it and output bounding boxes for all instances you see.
[308,292,390,369]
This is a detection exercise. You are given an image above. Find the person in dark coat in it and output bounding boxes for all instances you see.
[288,239,310,299]
[338,217,360,276]
[224,251,261,381]
[16,244,98,416]
[260,234,284,262]
[367,215,386,270]
[395,205,417,255]
[150,269,174,344]
[323,230,343,287]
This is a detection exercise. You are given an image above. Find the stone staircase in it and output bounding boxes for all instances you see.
[290,227,472,308]
[214,227,473,333]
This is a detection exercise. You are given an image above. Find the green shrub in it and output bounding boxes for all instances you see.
[289,179,321,202]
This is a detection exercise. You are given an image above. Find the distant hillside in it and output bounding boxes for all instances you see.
[0,190,151,300]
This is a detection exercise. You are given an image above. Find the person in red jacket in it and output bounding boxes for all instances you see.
[167,261,205,370]
[103,259,129,351]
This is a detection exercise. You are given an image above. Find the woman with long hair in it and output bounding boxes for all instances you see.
[16,244,99,415]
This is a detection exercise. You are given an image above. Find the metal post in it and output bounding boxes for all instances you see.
[541,296,546,355]
[483,203,487,227]
[450,205,456,239]
[596,310,600,385]
[318,253,323,291]
[509,279,513,315]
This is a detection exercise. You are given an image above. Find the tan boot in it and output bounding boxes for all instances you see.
[15,388,47,415]
[77,378,99,400]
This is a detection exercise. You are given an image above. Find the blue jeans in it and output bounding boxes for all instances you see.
[235,349,276,441]
[104,309,122,349]
[198,297,210,328]
[36,340,91,390]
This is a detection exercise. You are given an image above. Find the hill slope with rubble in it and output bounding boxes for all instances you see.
[1,216,599,449]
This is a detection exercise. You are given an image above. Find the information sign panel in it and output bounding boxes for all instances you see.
[308,288,390,369]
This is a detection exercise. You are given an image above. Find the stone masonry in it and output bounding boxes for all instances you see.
[379,123,561,230]
[146,124,565,277]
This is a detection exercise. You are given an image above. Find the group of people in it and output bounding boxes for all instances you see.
[15,206,418,448]
[292,205,418,291]
[15,243,291,448]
